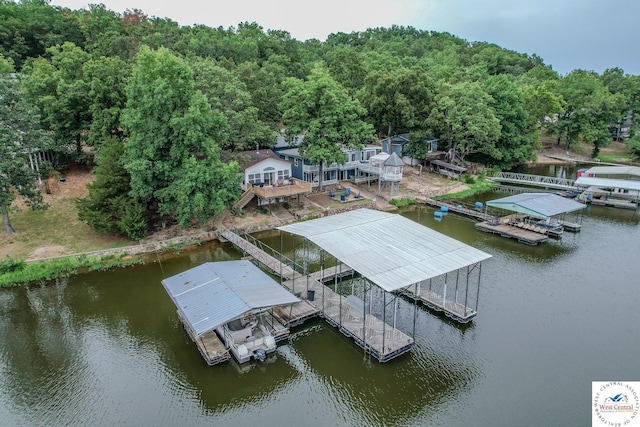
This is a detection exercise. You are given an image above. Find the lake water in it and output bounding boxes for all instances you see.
[1,165,639,426]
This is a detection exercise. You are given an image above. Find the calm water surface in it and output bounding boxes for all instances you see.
[1,167,639,426]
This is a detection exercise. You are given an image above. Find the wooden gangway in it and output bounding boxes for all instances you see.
[423,199,496,221]
[492,172,577,191]
[221,230,297,280]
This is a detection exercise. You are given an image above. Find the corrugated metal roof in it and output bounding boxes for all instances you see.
[486,193,586,218]
[161,260,299,337]
[575,176,640,192]
[278,209,491,292]
[583,165,640,178]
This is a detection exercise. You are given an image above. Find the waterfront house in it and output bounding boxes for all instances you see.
[381,134,439,166]
[234,149,312,209]
[277,145,381,188]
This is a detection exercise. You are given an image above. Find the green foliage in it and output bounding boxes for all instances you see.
[76,138,147,238]
[427,81,501,161]
[0,254,145,287]
[434,178,496,200]
[21,42,92,159]
[0,256,25,275]
[257,206,269,214]
[389,198,417,207]
[462,173,476,184]
[0,73,52,234]
[282,65,375,190]
[121,46,241,228]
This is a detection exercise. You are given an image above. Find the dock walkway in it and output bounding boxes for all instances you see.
[281,269,414,362]
[423,199,495,221]
[474,222,549,245]
[491,172,577,191]
[224,230,414,362]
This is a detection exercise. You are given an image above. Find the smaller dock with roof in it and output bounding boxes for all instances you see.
[575,168,640,209]
[161,260,301,365]
[476,193,586,244]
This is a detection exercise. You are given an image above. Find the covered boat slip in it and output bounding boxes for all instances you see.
[574,176,640,209]
[161,260,300,365]
[479,193,587,242]
[278,209,492,359]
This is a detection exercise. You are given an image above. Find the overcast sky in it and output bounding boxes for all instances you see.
[51,0,640,75]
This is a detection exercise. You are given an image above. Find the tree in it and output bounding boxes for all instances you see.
[84,55,129,147]
[76,138,147,239]
[0,74,52,235]
[484,74,536,166]
[22,42,91,159]
[553,70,623,156]
[121,46,241,228]
[282,65,375,191]
[359,67,434,150]
[427,81,501,162]
[190,58,274,151]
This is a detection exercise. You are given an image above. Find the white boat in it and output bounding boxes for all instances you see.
[216,314,277,364]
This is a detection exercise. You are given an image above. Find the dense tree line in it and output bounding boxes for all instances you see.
[1,1,638,237]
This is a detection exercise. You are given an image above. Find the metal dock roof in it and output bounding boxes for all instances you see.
[161,260,299,337]
[582,165,640,178]
[575,176,640,192]
[278,209,491,293]
[486,193,586,218]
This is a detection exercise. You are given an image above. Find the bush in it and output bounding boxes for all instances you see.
[462,173,476,184]
[389,198,417,207]
[0,256,25,274]
[257,206,269,214]
[283,202,290,209]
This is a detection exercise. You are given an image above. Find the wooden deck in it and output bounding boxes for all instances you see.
[475,221,549,245]
[177,311,230,365]
[282,267,414,362]
[398,287,476,323]
[423,199,495,221]
[588,198,638,210]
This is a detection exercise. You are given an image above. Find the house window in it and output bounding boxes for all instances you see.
[248,173,261,184]
[278,170,290,180]
[351,153,357,162]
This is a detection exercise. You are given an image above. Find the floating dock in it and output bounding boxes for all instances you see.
[474,221,549,245]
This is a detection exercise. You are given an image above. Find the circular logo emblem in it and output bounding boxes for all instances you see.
[593,381,639,426]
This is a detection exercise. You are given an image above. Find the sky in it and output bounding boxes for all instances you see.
[50,0,640,75]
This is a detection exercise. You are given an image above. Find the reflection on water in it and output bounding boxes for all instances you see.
[1,187,640,425]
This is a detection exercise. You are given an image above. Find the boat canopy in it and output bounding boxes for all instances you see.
[161,260,299,337]
[575,176,640,192]
[486,193,586,219]
[278,209,491,293]
[582,165,640,179]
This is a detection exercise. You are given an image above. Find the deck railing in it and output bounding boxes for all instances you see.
[251,178,312,199]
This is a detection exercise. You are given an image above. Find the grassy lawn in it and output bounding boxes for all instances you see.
[1,197,135,261]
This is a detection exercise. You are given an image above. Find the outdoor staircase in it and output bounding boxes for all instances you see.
[233,188,255,210]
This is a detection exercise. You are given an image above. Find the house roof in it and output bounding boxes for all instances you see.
[238,149,291,169]
[384,152,404,166]
[575,176,640,192]
[161,260,299,337]
[278,209,491,293]
[486,193,586,219]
